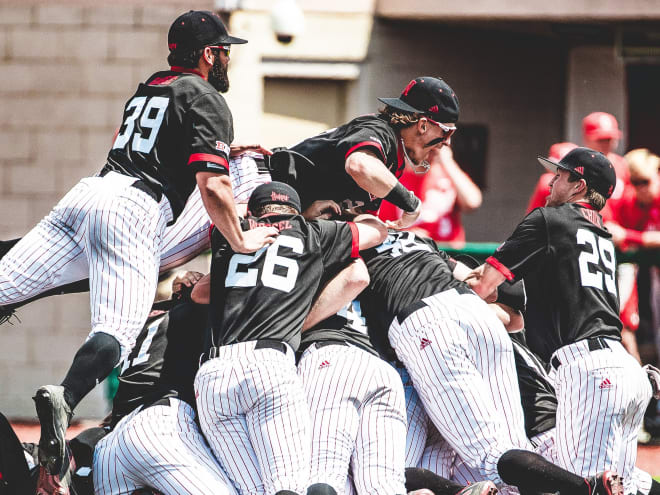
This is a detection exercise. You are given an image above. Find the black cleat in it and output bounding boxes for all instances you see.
[586,471,623,495]
[33,385,73,478]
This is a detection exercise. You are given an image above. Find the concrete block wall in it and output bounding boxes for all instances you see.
[0,2,212,419]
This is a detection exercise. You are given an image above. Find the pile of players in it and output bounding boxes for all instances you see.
[1,9,659,495]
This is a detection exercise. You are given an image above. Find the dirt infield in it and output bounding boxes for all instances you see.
[10,421,660,477]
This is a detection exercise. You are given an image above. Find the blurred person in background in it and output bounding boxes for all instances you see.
[604,148,660,440]
[378,144,482,247]
[526,142,578,213]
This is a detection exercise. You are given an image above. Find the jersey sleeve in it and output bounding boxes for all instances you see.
[487,208,548,281]
[188,92,233,175]
[337,120,395,165]
[313,219,360,272]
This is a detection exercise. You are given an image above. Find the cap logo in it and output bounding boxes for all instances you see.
[402,79,417,96]
[575,166,584,175]
[168,43,176,50]
[428,105,438,113]
[271,191,289,202]
[608,185,613,196]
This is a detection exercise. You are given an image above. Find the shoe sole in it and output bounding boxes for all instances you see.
[33,387,67,475]
[457,481,498,495]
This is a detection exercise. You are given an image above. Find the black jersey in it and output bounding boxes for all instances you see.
[489,203,622,362]
[299,300,377,356]
[209,214,359,351]
[102,68,233,222]
[509,331,558,438]
[110,301,208,427]
[280,114,403,210]
[359,230,465,358]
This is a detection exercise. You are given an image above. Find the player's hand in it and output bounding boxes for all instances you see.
[385,208,421,230]
[172,271,204,299]
[234,226,279,253]
[191,274,211,305]
[229,144,273,156]
[303,200,341,220]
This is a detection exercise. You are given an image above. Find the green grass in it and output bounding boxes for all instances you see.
[655,477,660,482]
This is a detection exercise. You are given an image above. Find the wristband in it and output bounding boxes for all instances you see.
[384,182,420,213]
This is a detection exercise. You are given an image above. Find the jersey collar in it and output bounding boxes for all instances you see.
[170,66,207,80]
[574,201,595,210]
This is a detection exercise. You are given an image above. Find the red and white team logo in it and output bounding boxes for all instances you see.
[215,140,230,155]
[420,338,432,350]
[599,378,612,390]
[319,360,331,369]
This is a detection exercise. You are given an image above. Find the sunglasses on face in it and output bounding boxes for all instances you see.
[631,178,650,187]
[208,45,231,56]
[424,117,457,147]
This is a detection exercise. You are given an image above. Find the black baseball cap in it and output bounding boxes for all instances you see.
[378,77,460,123]
[168,10,247,52]
[537,146,616,198]
[248,181,302,214]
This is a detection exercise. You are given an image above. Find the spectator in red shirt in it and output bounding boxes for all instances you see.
[378,145,482,247]
[526,142,578,213]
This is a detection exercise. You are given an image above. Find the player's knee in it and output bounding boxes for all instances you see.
[275,491,300,495]
[305,483,337,495]
[496,449,531,485]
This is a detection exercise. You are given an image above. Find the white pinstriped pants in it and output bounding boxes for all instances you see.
[549,339,652,495]
[195,341,311,495]
[0,153,272,308]
[0,172,172,358]
[298,344,407,495]
[93,398,237,495]
[389,289,532,488]
[394,365,429,468]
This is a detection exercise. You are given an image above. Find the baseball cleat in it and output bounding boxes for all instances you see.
[33,385,73,477]
[455,481,498,495]
[586,471,623,495]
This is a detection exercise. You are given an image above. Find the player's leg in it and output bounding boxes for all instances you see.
[351,355,407,495]
[418,427,456,480]
[298,344,361,494]
[36,176,173,482]
[195,352,267,495]
[0,180,90,308]
[552,340,652,492]
[396,364,429,469]
[245,353,311,494]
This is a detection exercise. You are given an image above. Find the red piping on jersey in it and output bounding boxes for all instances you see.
[170,66,207,80]
[575,201,595,210]
[348,221,360,258]
[345,141,386,162]
[208,224,214,243]
[188,153,228,169]
[485,256,514,281]
[395,141,406,178]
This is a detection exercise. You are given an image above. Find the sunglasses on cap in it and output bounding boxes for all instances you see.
[424,117,456,147]
[208,44,231,56]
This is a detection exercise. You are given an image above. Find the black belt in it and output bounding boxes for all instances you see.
[314,340,349,349]
[397,300,428,324]
[550,337,611,370]
[131,179,161,202]
[200,340,287,366]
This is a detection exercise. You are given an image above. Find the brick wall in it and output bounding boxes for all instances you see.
[0,2,211,419]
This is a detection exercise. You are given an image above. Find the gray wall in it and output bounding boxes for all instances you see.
[360,20,568,242]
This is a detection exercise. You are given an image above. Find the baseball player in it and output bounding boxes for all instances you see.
[357,229,623,495]
[297,296,408,495]
[467,147,651,494]
[0,149,272,323]
[194,182,387,495]
[0,11,280,487]
[269,77,458,229]
[94,291,237,495]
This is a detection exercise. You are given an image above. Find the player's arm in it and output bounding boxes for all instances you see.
[303,259,369,331]
[346,151,421,228]
[488,302,524,332]
[353,213,388,249]
[465,263,505,301]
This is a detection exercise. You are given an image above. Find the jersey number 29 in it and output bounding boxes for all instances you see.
[112,96,170,154]
[576,228,617,295]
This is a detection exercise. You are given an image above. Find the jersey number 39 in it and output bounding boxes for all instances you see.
[112,96,170,154]
[576,228,616,295]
